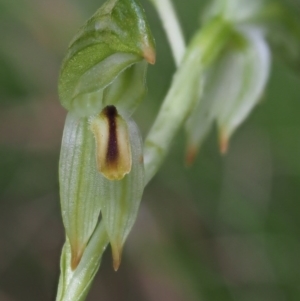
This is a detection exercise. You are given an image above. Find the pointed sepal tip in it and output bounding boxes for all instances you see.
[185,145,199,167]
[219,130,229,155]
[143,45,156,65]
[111,241,123,271]
[70,243,85,271]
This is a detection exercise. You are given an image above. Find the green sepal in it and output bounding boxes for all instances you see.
[184,62,221,165]
[58,0,155,116]
[59,113,103,270]
[98,115,145,270]
[215,27,270,152]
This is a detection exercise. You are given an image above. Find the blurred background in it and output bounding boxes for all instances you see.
[0,0,300,300]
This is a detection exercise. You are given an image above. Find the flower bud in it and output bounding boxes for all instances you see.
[58,0,155,117]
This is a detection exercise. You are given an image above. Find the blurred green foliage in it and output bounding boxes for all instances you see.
[0,0,300,300]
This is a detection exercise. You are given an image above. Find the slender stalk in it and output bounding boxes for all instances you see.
[149,0,186,65]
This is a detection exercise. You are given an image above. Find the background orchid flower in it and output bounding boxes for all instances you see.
[186,26,270,161]
[185,0,300,163]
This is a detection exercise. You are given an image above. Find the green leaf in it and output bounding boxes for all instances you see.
[58,0,155,116]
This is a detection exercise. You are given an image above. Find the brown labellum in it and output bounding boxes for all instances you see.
[91,106,132,180]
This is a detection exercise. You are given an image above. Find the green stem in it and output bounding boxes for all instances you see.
[149,0,186,66]
[56,222,109,301]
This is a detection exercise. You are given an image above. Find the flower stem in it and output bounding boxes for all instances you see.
[56,222,109,301]
[148,0,186,65]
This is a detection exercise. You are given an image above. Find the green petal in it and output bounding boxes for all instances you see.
[59,113,103,270]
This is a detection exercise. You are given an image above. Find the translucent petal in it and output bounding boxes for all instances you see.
[59,113,103,270]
